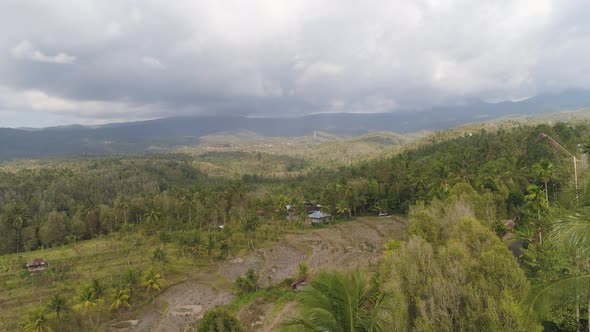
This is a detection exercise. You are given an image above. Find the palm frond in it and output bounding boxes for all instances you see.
[524,275,590,319]
[551,208,590,251]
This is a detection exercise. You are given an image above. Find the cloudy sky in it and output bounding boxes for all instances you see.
[1,0,589,127]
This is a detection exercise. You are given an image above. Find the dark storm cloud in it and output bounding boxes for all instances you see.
[1,0,590,126]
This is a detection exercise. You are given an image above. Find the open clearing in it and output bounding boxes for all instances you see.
[121,216,405,331]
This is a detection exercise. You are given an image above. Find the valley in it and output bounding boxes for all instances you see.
[1,117,589,331]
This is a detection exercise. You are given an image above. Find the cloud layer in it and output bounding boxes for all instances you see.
[1,0,590,127]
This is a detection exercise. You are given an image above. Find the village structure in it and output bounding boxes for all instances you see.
[26,258,47,273]
[284,201,332,224]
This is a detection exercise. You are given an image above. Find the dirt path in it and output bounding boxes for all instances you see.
[111,216,405,332]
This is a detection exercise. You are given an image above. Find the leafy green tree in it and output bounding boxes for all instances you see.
[197,308,243,332]
[384,199,540,331]
[283,271,393,331]
[39,211,69,247]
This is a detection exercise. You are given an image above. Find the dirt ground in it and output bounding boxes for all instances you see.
[109,216,405,332]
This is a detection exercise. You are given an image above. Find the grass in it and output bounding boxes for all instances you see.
[0,220,301,331]
[0,232,201,331]
[0,214,402,331]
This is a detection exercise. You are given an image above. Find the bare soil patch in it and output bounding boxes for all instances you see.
[128,216,405,331]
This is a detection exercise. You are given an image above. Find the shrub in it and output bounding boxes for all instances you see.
[197,308,243,332]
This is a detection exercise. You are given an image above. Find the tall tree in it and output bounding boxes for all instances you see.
[46,293,67,332]
[533,160,556,207]
[74,285,100,328]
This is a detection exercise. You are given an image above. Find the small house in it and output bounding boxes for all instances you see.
[308,211,331,224]
[26,258,47,272]
[304,202,322,213]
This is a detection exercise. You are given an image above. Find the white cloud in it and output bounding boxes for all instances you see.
[141,56,165,69]
[1,0,590,126]
[106,22,122,38]
[10,40,76,64]
[0,85,159,122]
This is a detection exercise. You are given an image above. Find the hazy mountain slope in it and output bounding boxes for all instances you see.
[1,89,590,160]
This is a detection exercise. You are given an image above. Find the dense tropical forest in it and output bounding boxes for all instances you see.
[2,121,590,331]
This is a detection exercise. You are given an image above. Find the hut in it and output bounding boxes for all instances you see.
[26,258,47,272]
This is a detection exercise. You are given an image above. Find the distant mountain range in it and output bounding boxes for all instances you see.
[2,89,590,160]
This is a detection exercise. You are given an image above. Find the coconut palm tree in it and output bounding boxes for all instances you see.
[46,293,67,332]
[23,308,53,332]
[142,268,164,297]
[527,176,590,329]
[283,271,393,331]
[121,268,142,300]
[236,269,259,294]
[336,200,351,220]
[533,160,556,207]
[74,285,100,328]
[109,287,131,316]
[10,205,29,253]
[90,279,105,300]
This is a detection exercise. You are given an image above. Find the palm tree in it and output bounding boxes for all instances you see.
[121,268,142,300]
[23,308,53,332]
[528,178,590,330]
[11,205,29,253]
[283,271,393,331]
[236,269,259,294]
[109,287,131,316]
[524,184,548,245]
[46,293,67,332]
[336,200,351,220]
[533,160,556,207]
[74,285,100,328]
[551,208,590,252]
[114,195,130,226]
[142,268,164,297]
[90,279,104,299]
[297,263,310,279]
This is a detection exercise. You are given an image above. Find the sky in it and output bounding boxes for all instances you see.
[1,0,590,128]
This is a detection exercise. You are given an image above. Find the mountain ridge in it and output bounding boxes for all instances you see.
[2,89,590,160]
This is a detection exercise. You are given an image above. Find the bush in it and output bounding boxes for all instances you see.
[197,308,243,332]
[235,269,258,294]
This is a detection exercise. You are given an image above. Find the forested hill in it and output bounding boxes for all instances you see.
[1,121,588,256]
[2,89,590,160]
